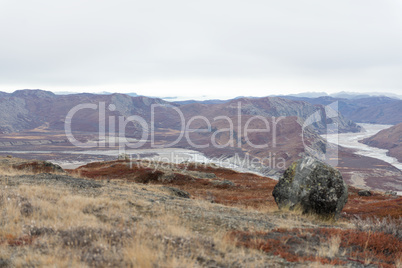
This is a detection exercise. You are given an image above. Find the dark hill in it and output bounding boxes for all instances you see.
[361,123,402,162]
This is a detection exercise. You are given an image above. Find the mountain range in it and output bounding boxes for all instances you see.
[0,89,401,191]
[176,95,402,125]
[0,89,361,135]
[277,95,402,125]
[172,94,402,125]
[273,91,402,100]
[0,89,363,174]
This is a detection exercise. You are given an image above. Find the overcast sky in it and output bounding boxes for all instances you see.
[0,0,401,99]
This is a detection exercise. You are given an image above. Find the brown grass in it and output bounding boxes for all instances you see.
[229,227,402,268]
[2,158,401,266]
[0,157,63,176]
[72,160,279,211]
[0,166,35,176]
[0,176,273,267]
[72,160,402,220]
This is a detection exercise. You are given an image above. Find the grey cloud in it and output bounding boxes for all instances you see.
[0,0,401,94]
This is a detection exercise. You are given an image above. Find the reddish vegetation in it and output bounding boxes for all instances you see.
[229,228,401,267]
[0,234,35,247]
[12,161,61,174]
[71,160,402,220]
[229,229,347,266]
[32,159,402,266]
[181,163,278,207]
[72,160,278,209]
[320,228,401,266]
[343,186,402,219]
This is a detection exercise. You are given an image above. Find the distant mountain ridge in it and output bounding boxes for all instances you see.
[0,89,361,135]
[277,95,402,125]
[170,93,402,125]
[271,91,402,100]
[2,89,401,179]
[0,90,167,134]
[176,97,360,134]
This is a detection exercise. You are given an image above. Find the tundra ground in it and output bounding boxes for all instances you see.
[0,157,401,267]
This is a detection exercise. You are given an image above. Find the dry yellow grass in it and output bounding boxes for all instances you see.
[2,158,398,267]
[318,235,341,258]
[0,174,288,267]
[396,257,402,268]
[0,166,34,177]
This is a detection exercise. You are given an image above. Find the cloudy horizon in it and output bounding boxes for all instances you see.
[1,0,401,98]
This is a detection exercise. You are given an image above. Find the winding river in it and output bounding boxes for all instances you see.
[325,123,402,171]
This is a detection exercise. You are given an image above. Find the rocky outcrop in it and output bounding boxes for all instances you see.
[12,161,65,174]
[211,179,235,187]
[272,156,348,219]
[0,156,65,174]
[358,190,372,196]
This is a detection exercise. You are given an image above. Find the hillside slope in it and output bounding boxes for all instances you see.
[280,95,402,124]
[2,157,401,267]
[0,90,168,134]
[177,96,360,134]
[362,123,402,162]
[0,90,360,134]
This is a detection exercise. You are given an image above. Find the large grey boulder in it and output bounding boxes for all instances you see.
[272,156,348,219]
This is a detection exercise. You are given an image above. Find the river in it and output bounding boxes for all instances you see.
[325,123,402,171]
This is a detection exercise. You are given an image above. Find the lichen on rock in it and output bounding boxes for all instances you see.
[272,156,348,219]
